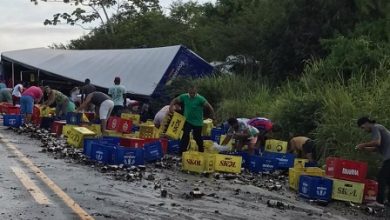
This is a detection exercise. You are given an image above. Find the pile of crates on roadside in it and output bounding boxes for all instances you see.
[290,157,378,204]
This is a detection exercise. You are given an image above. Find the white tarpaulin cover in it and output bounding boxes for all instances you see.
[1,45,212,96]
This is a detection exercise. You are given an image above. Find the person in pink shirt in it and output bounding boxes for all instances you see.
[20,86,43,124]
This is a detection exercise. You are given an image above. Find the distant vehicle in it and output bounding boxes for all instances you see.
[211,55,260,75]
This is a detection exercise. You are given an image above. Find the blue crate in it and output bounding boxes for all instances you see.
[116,146,145,166]
[144,141,163,162]
[131,126,140,132]
[211,128,223,143]
[3,115,23,127]
[168,140,181,154]
[90,143,117,164]
[227,151,249,168]
[83,137,118,158]
[262,152,295,169]
[247,155,278,173]
[66,112,82,125]
[299,175,333,201]
[40,117,54,129]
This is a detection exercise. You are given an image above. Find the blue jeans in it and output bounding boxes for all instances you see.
[20,95,34,114]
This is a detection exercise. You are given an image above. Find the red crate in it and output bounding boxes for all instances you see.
[31,106,40,125]
[107,116,121,131]
[0,103,13,113]
[118,119,132,134]
[7,106,20,115]
[120,137,146,148]
[326,157,368,181]
[51,121,67,136]
[363,179,378,203]
[159,138,168,155]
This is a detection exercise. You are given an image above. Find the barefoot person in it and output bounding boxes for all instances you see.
[356,117,390,208]
[77,92,114,134]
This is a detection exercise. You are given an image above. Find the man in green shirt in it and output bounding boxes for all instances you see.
[170,85,215,154]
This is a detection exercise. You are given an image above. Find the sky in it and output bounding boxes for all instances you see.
[0,0,214,54]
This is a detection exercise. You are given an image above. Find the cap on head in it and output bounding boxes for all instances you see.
[114,77,121,85]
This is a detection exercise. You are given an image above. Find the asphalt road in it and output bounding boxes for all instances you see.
[0,126,380,220]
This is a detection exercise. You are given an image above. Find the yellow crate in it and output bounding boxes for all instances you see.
[219,135,234,147]
[165,112,186,140]
[202,119,214,136]
[62,125,77,137]
[214,154,242,174]
[289,167,325,190]
[40,107,56,117]
[82,124,102,136]
[331,178,364,204]
[139,124,159,139]
[265,139,288,153]
[182,151,215,173]
[294,159,309,168]
[121,113,140,125]
[123,132,139,138]
[189,140,218,153]
[67,127,96,148]
[105,130,123,137]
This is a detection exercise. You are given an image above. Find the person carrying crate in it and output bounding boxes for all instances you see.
[169,85,215,154]
[356,117,390,208]
[154,103,181,129]
[221,118,259,155]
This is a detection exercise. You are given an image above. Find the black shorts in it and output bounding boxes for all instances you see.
[302,140,317,161]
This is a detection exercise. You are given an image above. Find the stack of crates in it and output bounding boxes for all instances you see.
[325,157,376,204]
[67,127,96,148]
[2,104,22,127]
[139,121,159,139]
[289,166,325,190]
[121,113,140,126]
[182,151,242,174]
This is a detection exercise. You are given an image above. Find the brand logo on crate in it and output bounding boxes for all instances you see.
[124,155,135,165]
[342,168,359,176]
[302,182,309,194]
[187,159,201,166]
[122,122,129,131]
[278,158,288,163]
[112,119,118,128]
[219,159,236,168]
[337,187,358,196]
[150,149,159,156]
[96,151,103,161]
[9,119,16,125]
[262,164,274,169]
[316,187,328,196]
[276,145,283,152]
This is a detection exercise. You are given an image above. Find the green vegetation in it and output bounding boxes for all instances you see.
[42,0,390,174]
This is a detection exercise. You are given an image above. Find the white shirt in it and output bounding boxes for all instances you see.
[12,84,23,97]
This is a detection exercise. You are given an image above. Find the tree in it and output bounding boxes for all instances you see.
[30,0,160,35]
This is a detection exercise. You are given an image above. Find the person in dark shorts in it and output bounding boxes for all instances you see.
[77,92,114,134]
[288,136,317,163]
[357,117,390,208]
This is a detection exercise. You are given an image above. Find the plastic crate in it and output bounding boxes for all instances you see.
[105,130,122,137]
[202,119,213,136]
[165,112,186,140]
[182,151,215,173]
[289,167,325,190]
[262,152,295,169]
[67,127,96,148]
[121,113,140,125]
[139,123,159,139]
[143,141,163,162]
[247,155,278,173]
[66,112,82,125]
[3,114,23,127]
[363,179,378,203]
[120,137,146,148]
[331,178,365,204]
[81,124,102,136]
[211,128,223,143]
[219,134,234,147]
[116,146,144,166]
[159,138,168,154]
[0,103,13,114]
[264,139,288,153]
[214,154,242,174]
[294,159,309,168]
[118,119,132,134]
[326,157,368,182]
[90,143,116,164]
[40,117,54,129]
[6,106,20,115]
[51,121,66,136]
[83,137,120,158]
[107,116,121,131]
[62,125,77,137]
[299,175,333,201]
[168,140,181,154]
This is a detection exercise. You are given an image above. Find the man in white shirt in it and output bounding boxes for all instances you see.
[108,77,126,117]
[12,82,23,105]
